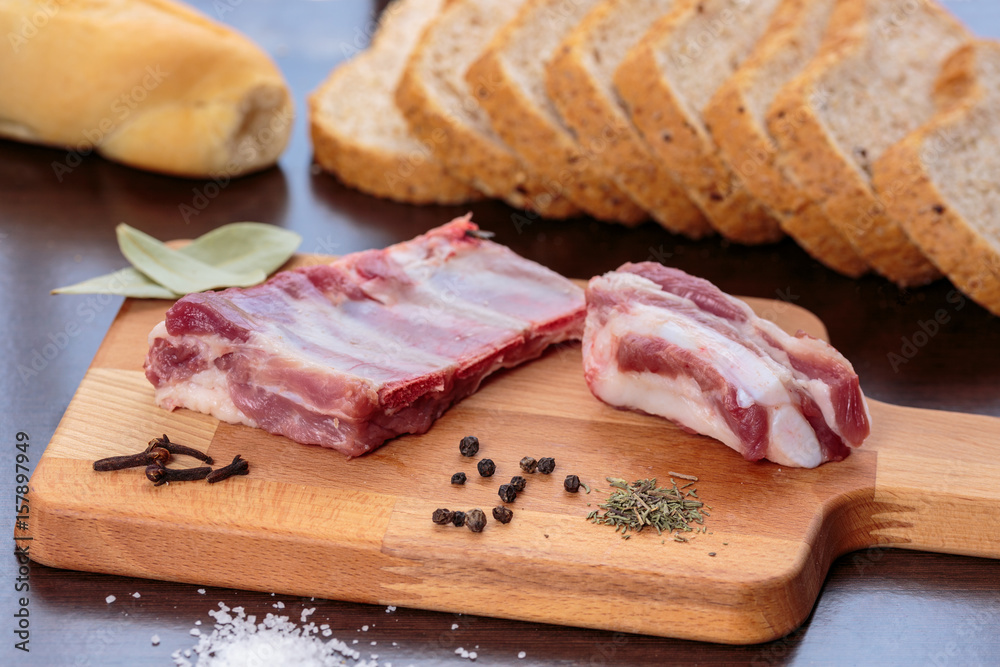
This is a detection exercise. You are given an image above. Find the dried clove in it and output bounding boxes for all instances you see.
[147,434,213,465]
[509,475,526,492]
[492,506,513,524]
[459,436,480,457]
[94,446,170,472]
[465,509,487,533]
[145,464,212,487]
[206,455,250,484]
[519,457,537,473]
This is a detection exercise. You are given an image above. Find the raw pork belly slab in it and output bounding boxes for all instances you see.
[145,216,585,456]
[583,263,870,467]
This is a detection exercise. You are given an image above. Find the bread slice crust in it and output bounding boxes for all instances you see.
[467,0,648,225]
[766,0,970,287]
[614,0,786,245]
[546,0,711,238]
[309,0,481,205]
[704,0,868,277]
[395,0,578,217]
[874,41,1000,316]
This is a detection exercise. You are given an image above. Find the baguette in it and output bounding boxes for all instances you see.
[395,0,577,217]
[547,0,711,238]
[874,41,1000,316]
[704,0,868,277]
[767,0,970,287]
[0,0,293,179]
[309,0,482,205]
[467,0,648,225]
[615,0,786,244]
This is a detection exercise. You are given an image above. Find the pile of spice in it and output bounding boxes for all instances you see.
[93,435,249,486]
[435,436,586,533]
[587,475,708,540]
[172,603,364,667]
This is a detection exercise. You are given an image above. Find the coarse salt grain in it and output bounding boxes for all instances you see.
[385,606,396,613]
[451,623,459,630]
[151,635,160,646]
[105,595,116,604]
[273,601,285,609]
[362,625,369,631]
[518,651,527,659]
[301,608,315,623]
[172,603,366,667]
[197,589,206,595]
[133,592,141,599]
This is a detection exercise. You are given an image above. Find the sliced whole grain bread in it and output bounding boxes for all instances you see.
[395,0,579,217]
[466,0,648,225]
[309,0,481,205]
[614,0,786,244]
[874,41,1000,316]
[703,0,868,277]
[546,0,711,238]
[767,0,971,287]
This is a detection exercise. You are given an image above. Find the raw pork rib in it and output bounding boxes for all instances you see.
[583,263,870,467]
[145,216,585,456]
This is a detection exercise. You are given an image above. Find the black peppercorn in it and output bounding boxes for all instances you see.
[498,483,517,504]
[509,475,526,492]
[537,457,556,474]
[519,457,537,473]
[432,508,454,525]
[466,508,487,533]
[564,474,581,492]
[492,506,513,524]
[477,458,496,477]
[451,511,467,527]
[459,436,480,457]
[451,472,467,485]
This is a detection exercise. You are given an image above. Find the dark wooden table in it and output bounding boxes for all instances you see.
[3,1,999,664]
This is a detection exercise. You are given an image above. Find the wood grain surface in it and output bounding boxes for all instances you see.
[4,1,1000,664]
[20,267,1000,644]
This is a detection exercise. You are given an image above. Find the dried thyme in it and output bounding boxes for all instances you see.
[587,477,708,539]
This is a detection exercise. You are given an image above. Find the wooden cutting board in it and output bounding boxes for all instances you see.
[21,259,1000,644]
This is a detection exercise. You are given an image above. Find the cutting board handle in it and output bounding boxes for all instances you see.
[867,401,1000,558]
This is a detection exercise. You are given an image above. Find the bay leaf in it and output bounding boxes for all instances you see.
[52,222,303,298]
[179,222,302,275]
[117,224,267,295]
[51,267,180,298]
